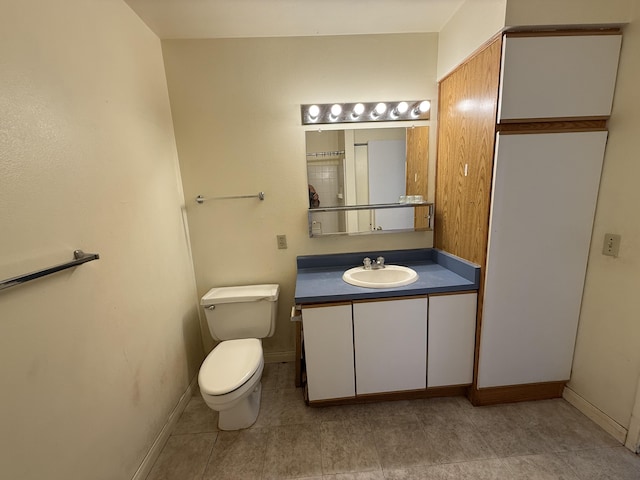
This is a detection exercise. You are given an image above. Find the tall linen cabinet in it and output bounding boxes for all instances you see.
[435,30,622,405]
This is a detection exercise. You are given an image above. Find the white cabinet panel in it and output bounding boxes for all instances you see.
[498,35,621,121]
[302,304,355,401]
[353,297,427,394]
[478,131,607,388]
[428,293,477,387]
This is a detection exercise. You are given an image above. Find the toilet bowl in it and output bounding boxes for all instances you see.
[199,338,264,430]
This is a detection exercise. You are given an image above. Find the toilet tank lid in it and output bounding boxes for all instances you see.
[201,284,280,306]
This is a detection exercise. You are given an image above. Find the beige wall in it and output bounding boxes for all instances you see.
[162,34,438,357]
[568,0,640,429]
[505,0,633,26]
[437,0,507,79]
[0,1,201,479]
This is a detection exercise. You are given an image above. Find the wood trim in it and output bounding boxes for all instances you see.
[294,321,302,388]
[428,290,477,298]
[505,28,622,38]
[497,120,608,134]
[469,381,567,406]
[301,301,351,309]
[306,385,469,407]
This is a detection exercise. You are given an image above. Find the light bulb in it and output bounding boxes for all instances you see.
[391,101,409,118]
[352,103,365,118]
[330,104,342,119]
[308,105,320,120]
[417,100,430,113]
[371,102,387,118]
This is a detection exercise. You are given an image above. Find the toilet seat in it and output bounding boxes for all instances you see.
[199,338,262,396]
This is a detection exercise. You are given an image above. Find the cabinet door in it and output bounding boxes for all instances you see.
[302,304,355,401]
[427,293,477,388]
[498,34,621,121]
[478,131,607,388]
[435,36,501,266]
[353,297,427,394]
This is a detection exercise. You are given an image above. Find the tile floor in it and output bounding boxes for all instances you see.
[146,362,640,480]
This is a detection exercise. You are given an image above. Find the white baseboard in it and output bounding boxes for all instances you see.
[626,414,640,453]
[563,386,628,444]
[131,376,198,480]
[264,350,295,363]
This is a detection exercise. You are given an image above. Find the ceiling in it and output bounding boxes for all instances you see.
[123,0,466,39]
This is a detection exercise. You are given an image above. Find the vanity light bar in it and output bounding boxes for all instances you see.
[301,100,430,125]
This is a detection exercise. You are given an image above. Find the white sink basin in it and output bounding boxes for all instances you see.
[342,265,418,289]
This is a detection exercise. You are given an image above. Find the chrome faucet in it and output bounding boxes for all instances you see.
[363,256,385,270]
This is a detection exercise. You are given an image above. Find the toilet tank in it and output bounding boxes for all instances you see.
[201,284,279,341]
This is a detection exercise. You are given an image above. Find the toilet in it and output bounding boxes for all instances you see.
[198,284,279,431]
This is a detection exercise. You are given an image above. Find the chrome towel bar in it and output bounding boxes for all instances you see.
[0,250,100,291]
[196,192,265,204]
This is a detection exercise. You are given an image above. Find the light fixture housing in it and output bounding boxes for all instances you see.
[301,100,430,125]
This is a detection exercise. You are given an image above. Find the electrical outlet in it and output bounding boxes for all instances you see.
[603,233,621,257]
[276,234,288,249]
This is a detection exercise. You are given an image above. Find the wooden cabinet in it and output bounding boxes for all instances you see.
[353,297,427,394]
[435,30,621,405]
[301,303,355,402]
[427,293,477,388]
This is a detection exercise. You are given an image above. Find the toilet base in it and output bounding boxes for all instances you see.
[218,381,262,431]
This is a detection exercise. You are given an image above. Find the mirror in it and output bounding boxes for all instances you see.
[306,126,429,235]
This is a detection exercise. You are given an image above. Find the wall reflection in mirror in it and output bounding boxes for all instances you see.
[306,126,429,235]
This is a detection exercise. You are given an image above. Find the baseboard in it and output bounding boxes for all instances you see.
[131,376,198,480]
[264,350,295,363]
[626,412,640,453]
[470,381,566,406]
[562,386,628,444]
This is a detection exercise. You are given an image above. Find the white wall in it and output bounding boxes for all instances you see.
[0,1,202,479]
[162,34,439,357]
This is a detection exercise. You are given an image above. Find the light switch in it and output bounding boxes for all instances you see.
[276,234,288,249]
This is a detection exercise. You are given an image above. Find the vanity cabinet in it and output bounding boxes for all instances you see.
[353,297,427,394]
[435,30,622,405]
[427,293,477,388]
[301,303,355,402]
[300,291,476,403]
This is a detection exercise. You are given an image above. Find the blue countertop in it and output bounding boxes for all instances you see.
[294,248,480,304]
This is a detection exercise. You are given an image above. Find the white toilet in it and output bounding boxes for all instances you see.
[198,284,279,431]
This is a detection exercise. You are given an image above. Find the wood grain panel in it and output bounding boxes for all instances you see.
[307,385,469,407]
[469,381,567,406]
[435,36,502,266]
[406,126,429,229]
[505,28,621,38]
